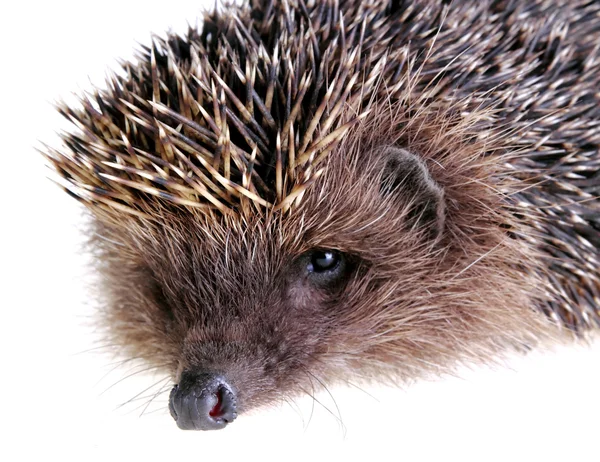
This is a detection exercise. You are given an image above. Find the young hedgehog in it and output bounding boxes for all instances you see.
[46,0,600,430]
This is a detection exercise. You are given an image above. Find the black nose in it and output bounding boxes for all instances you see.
[169,372,238,430]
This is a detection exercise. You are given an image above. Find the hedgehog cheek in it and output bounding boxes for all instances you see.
[379,146,446,240]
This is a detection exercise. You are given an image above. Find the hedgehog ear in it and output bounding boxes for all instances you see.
[379,147,445,240]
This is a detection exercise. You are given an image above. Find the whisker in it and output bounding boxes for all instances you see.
[283,397,305,427]
[138,405,171,416]
[344,380,380,403]
[298,386,316,433]
[94,357,141,387]
[304,369,346,437]
[100,363,170,396]
[71,343,120,356]
[139,381,173,417]
[300,386,345,432]
[116,375,171,410]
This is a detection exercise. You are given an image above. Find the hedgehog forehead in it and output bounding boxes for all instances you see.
[146,211,294,272]
[179,143,407,256]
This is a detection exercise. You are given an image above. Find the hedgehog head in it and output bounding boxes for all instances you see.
[47,1,554,430]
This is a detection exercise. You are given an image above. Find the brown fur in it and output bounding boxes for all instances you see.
[47,0,599,417]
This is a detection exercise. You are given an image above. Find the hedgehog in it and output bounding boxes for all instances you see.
[45,0,600,431]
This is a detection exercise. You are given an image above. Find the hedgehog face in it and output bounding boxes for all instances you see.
[94,145,458,430]
[90,135,549,431]
[88,130,550,431]
[50,0,584,432]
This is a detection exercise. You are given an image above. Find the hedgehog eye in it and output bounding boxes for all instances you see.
[302,249,349,287]
[294,249,352,288]
[308,250,340,273]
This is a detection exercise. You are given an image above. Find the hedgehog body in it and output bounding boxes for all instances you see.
[48,0,600,430]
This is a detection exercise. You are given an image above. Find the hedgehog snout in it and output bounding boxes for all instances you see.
[168,372,238,431]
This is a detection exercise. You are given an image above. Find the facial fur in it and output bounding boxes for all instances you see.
[89,109,552,415]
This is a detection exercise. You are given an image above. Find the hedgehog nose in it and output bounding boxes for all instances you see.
[169,372,238,430]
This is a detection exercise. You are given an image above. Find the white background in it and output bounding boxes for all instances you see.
[1,1,599,460]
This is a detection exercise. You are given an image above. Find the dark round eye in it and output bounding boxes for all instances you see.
[308,250,341,273]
